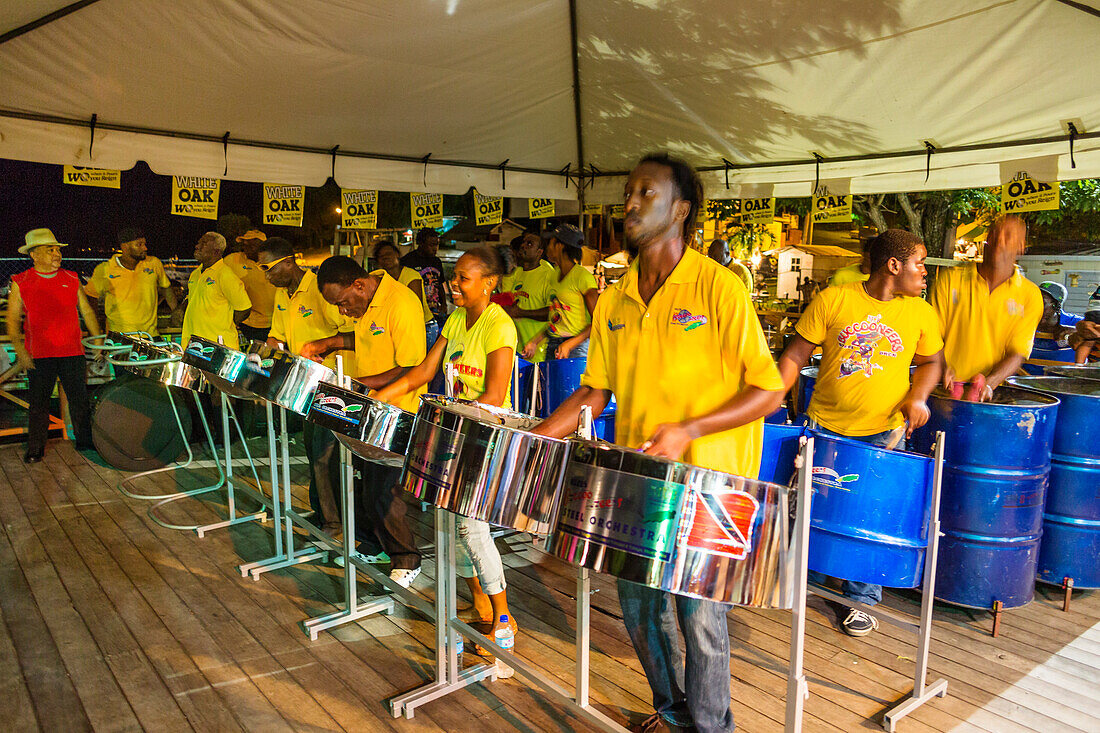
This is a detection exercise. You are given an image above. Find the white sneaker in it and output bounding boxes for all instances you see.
[390,567,422,588]
[333,550,390,568]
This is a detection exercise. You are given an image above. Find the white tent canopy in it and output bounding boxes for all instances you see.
[2,0,1100,202]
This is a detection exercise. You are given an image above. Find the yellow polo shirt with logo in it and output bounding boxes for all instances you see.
[269,269,351,368]
[85,255,170,335]
[224,251,276,330]
[930,263,1043,381]
[547,264,598,338]
[356,271,427,413]
[796,282,943,436]
[829,263,869,287]
[501,259,555,360]
[182,259,251,350]
[442,303,517,408]
[397,266,434,324]
[581,248,783,477]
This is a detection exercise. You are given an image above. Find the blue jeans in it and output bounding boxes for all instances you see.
[803,418,908,607]
[425,319,446,395]
[618,579,734,732]
[546,335,588,360]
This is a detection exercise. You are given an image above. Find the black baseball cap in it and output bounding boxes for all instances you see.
[542,223,584,249]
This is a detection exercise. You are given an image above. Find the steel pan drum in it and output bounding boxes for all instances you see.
[182,336,252,397]
[759,422,804,484]
[806,431,934,588]
[914,385,1060,608]
[307,381,415,467]
[402,395,571,534]
[1007,377,1100,588]
[1045,364,1100,380]
[234,341,336,415]
[115,339,206,392]
[549,441,795,608]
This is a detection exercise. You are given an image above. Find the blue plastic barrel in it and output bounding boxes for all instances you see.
[512,357,535,413]
[1008,377,1100,589]
[759,422,803,484]
[537,357,616,418]
[1024,339,1076,375]
[797,366,817,416]
[914,385,1059,609]
[806,431,935,588]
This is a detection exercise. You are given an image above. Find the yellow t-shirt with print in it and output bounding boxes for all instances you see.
[547,263,598,338]
[930,263,1043,381]
[269,270,351,368]
[501,259,555,360]
[355,271,427,413]
[796,282,943,436]
[580,248,783,478]
[442,303,517,408]
[85,255,170,335]
[182,258,251,350]
[396,266,434,324]
[223,251,277,329]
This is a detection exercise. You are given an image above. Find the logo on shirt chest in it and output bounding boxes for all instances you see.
[369,320,384,336]
[143,267,154,274]
[205,277,216,286]
[298,304,313,318]
[671,308,708,331]
[836,314,902,379]
[1005,299,1023,316]
[607,319,626,332]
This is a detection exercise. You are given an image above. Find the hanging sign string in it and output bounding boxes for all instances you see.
[222,132,230,176]
[723,158,734,190]
[1068,122,1079,169]
[88,113,98,159]
[812,153,824,194]
[498,159,509,190]
[924,141,936,183]
[330,145,340,181]
[422,153,432,187]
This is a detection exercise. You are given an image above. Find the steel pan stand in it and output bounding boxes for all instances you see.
[237,404,329,578]
[784,435,815,733]
[808,432,949,732]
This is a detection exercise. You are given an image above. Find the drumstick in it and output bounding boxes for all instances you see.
[884,424,907,451]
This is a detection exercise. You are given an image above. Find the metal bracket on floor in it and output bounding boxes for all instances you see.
[301,439,394,639]
[1063,577,1074,613]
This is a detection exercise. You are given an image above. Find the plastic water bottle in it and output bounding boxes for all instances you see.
[454,635,463,668]
[494,615,515,679]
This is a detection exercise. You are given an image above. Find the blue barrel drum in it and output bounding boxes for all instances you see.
[1007,377,1100,589]
[914,385,1060,608]
[537,357,616,441]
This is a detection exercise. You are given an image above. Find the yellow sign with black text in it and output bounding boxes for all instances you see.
[610,204,625,219]
[411,192,443,229]
[170,176,220,220]
[583,201,604,214]
[62,166,120,189]
[341,189,378,229]
[741,197,775,226]
[1001,172,1059,213]
[529,198,555,219]
[811,184,852,224]
[473,189,503,227]
[263,183,305,226]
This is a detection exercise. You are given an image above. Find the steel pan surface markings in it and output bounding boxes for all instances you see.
[307,381,414,467]
[550,441,795,608]
[116,338,206,393]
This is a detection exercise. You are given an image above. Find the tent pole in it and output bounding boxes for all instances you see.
[0,0,105,46]
[568,0,586,229]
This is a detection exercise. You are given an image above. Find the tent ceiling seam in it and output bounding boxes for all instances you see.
[0,0,106,46]
[1053,0,1100,20]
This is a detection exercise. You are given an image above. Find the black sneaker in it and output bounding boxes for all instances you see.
[842,608,878,637]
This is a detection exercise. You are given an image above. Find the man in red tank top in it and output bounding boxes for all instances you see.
[7,228,102,462]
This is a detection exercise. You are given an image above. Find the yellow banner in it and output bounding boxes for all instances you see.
[62,165,120,189]
[473,189,503,227]
[263,183,305,226]
[583,201,604,214]
[529,198,555,219]
[610,204,625,219]
[741,197,775,226]
[341,189,378,229]
[411,192,443,229]
[811,184,852,224]
[1001,172,1059,213]
[170,176,220,220]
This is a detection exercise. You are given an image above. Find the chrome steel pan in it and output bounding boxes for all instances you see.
[233,341,336,415]
[181,336,252,398]
[402,395,571,535]
[115,339,206,392]
[307,381,415,466]
[549,440,796,608]
[1045,364,1100,380]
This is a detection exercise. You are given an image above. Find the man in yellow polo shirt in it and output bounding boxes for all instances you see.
[257,238,354,535]
[534,154,784,733]
[931,215,1042,400]
[304,255,426,583]
[778,229,944,637]
[501,231,555,361]
[182,232,251,349]
[85,227,178,335]
[224,229,277,344]
[828,238,871,287]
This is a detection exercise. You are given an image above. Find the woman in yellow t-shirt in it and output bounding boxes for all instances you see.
[373,239,439,343]
[375,247,519,645]
[522,223,598,360]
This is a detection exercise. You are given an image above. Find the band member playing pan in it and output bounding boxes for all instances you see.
[374,247,519,644]
[777,229,944,637]
[533,154,785,733]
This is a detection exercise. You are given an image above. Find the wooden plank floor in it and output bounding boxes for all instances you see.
[2,439,1098,732]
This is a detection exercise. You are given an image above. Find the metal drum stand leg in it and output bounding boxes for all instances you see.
[193,392,268,537]
[785,436,815,733]
[808,431,950,732]
[301,427,394,639]
[239,406,329,578]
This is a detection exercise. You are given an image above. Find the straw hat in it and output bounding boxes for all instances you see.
[20,228,68,255]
